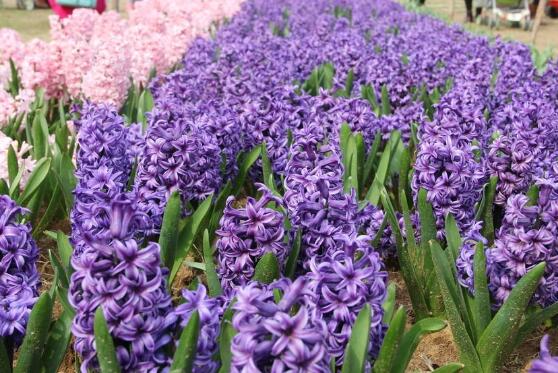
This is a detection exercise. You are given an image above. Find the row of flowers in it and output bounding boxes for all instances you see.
[1,0,558,371]
[0,0,243,124]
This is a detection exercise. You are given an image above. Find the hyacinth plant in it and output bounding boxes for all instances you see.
[3,0,558,372]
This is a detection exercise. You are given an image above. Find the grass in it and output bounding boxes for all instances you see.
[0,9,52,41]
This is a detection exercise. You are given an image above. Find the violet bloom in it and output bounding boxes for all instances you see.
[483,186,558,308]
[216,184,287,292]
[174,284,227,373]
[284,122,357,264]
[488,135,536,206]
[231,277,330,372]
[0,196,39,344]
[134,100,222,231]
[307,233,387,366]
[71,102,139,255]
[356,203,396,260]
[412,135,485,239]
[69,193,175,372]
[530,335,558,373]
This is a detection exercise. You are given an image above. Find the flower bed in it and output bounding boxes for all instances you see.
[0,0,558,372]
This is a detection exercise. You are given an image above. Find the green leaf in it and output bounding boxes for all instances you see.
[42,311,72,373]
[477,262,546,372]
[472,242,491,340]
[203,229,222,297]
[159,192,182,269]
[390,190,429,320]
[218,305,236,373]
[170,311,200,373]
[7,145,18,185]
[431,363,465,373]
[373,306,406,373]
[169,195,213,285]
[366,134,395,205]
[253,252,280,284]
[527,184,539,206]
[418,188,442,315]
[0,180,8,196]
[418,189,437,245]
[18,157,51,206]
[14,293,54,373]
[261,143,274,190]
[382,283,397,324]
[430,241,482,372]
[392,318,447,373]
[208,182,233,237]
[33,183,62,238]
[380,85,391,116]
[344,69,354,97]
[361,131,381,192]
[340,123,351,168]
[8,58,20,96]
[361,84,379,112]
[398,147,411,203]
[515,302,558,347]
[0,338,11,373]
[475,177,497,244]
[341,304,371,373]
[94,308,121,373]
[51,152,76,215]
[444,214,461,275]
[8,165,24,198]
[232,146,261,195]
[56,231,73,272]
[48,250,69,290]
[344,135,359,195]
[31,113,49,160]
[285,229,301,279]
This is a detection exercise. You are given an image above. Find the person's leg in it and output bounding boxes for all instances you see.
[465,0,474,21]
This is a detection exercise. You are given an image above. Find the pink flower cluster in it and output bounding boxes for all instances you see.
[0,0,243,113]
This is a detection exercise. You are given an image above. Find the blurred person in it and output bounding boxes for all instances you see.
[465,0,483,21]
[48,0,106,18]
[128,0,143,11]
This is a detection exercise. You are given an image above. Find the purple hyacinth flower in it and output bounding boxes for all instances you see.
[69,192,175,372]
[0,196,39,344]
[307,233,387,366]
[216,184,287,292]
[231,277,330,372]
[530,335,558,373]
[174,284,228,373]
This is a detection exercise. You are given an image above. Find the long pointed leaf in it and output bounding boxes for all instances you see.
[253,252,280,285]
[42,311,72,373]
[472,242,491,340]
[392,318,447,373]
[341,304,371,373]
[14,293,54,373]
[169,195,213,285]
[170,311,200,373]
[18,157,51,206]
[203,229,222,297]
[0,338,11,373]
[94,308,121,373]
[285,229,301,279]
[159,191,182,269]
[515,302,558,347]
[477,262,546,372]
[430,241,482,372]
[218,305,236,373]
[373,306,406,373]
[398,190,429,319]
